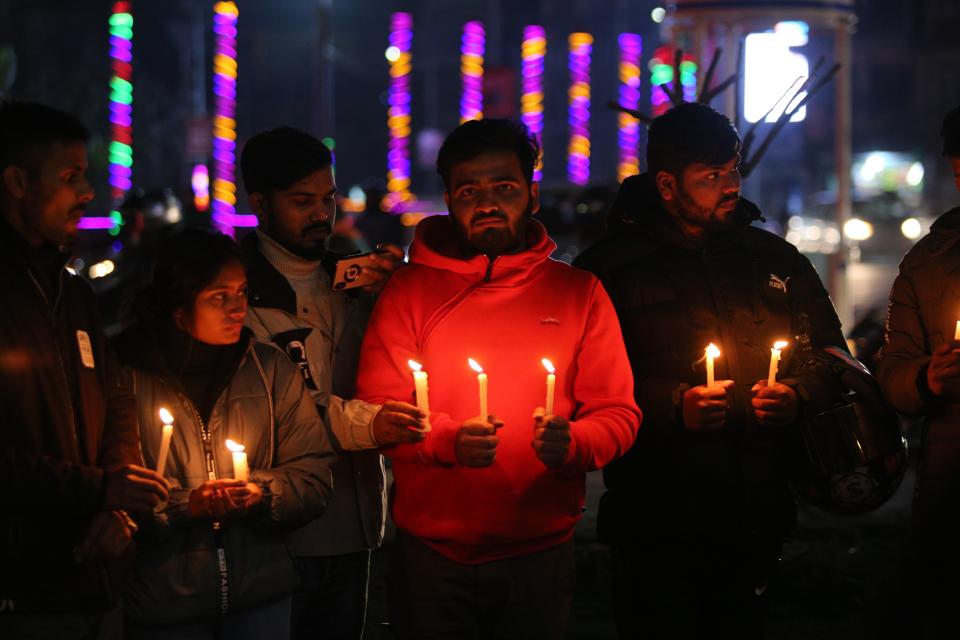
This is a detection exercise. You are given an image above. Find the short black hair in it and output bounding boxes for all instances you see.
[647,103,740,178]
[132,229,244,328]
[436,119,539,191]
[240,126,333,196]
[0,101,89,173]
[942,105,960,157]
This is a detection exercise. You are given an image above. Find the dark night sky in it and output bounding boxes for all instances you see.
[0,0,958,218]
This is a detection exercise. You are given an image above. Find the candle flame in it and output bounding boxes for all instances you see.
[773,340,788,350]
[158,407,174,425]
[541,358,555,374]
[706,343,721,358]
[225,439,245,453]
[407,359,423,372]
[467,358,484,373]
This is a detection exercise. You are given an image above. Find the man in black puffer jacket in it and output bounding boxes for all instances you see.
[575,103,848,639]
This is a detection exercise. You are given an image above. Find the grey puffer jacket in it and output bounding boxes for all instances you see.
[114,326,336,625]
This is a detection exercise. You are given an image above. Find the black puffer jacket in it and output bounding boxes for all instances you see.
[0,220,140,612]
[574,174,847,544]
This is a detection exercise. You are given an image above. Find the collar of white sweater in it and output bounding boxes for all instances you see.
[255,230,324,279]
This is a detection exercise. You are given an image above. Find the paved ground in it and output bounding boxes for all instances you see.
[365,456,916,640]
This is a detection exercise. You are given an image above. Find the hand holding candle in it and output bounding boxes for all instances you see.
[705,343,721,388]
[156,408,175,477]
[225,439,248,482]
[408,360,431,431]
[767,341,788,386]
[468,358,488,420]
[542,358,556,415]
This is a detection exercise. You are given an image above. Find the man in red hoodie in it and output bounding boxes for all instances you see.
[356,119,641,639]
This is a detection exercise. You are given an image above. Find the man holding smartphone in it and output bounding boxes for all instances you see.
[239,126,423,640]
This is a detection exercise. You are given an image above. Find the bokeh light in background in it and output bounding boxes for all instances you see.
[617,33,642,183]
[386,12,413,210]
[567,32,593,186]
[521,25,546,182]
[649,45,697,117]
[211,1,240,234]
[460,21,485,124]
[191,163,210,212]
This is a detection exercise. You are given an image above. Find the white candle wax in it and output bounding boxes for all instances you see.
[226,439,248,483]
[468,358,488,420]
[408,360,431,432]
[542,358,556,416]
[157,408,174,477]
[705,344,720,388]
[767,341,788,386]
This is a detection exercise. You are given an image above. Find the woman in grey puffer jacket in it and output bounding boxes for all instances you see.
[114,230,336,638]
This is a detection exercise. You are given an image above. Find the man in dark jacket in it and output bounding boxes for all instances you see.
[0,102,168,637]
[876,104,960,638]
[575,103,848,639]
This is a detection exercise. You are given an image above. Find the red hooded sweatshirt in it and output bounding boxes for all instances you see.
[357,216,641,563]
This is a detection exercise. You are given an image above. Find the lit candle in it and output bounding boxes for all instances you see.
[156,408,174,477]
[954,320,960,341]
[467,358,488,420]
[542,358,556,415]
[705,343,720,388]
[408,359,431,432]
[225,439,248,482]
[768,341,788,386]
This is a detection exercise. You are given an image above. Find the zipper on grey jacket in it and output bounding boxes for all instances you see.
[176,390,231,614]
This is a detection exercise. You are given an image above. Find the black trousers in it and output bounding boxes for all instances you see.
[388,530,575,640]
[611,536,778,640]
[291,550,372,640]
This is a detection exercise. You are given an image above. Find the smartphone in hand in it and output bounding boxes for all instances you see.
[331,253,379,291]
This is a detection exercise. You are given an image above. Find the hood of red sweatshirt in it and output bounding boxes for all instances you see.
[409,214,557,283]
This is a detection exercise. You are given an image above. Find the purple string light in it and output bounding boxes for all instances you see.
[567,33,593,186]
[386,12,413,210]
[211,1,238,235]
[617,33,642,183]
[521,25,546,181]
[460,21,485,123]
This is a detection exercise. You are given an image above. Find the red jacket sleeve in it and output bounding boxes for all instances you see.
[563,280,642,473]
[356,276,460,466]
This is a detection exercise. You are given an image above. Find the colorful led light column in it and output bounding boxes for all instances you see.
[460,21,485,123]
[521,25,546,182]
[617,33,642,183]
[212,1,238,235]
[386,12,412,210]
[650,46,698,117]
[567,33,593,186]
[108,1,133,235]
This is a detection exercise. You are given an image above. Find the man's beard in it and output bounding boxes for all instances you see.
[675,186,740,233]
[457,202,534,258]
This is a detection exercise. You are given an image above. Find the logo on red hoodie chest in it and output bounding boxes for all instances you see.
[540,317,561,327]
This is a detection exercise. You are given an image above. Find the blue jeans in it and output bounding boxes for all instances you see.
[290,551,371,640]
[125,596,291,640]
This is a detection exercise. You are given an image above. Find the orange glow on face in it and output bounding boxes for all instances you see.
[541,358,555,374]
[468,358,484,373]
[408,359,423,372]
[225,439,245,453]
